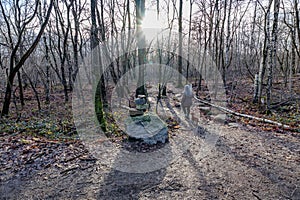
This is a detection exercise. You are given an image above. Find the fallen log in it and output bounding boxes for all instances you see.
[194,96,290,129]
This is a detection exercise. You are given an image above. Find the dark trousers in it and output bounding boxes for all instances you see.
[182,106,191,117]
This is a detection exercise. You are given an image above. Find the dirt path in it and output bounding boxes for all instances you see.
[1,124,299,199]
[1,92,300,199]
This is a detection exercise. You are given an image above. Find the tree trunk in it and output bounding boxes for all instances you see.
[17,71,25,106]
[294,0,300,58]
[91,0,107,131]
[23,70,41,110]
[2,76,13,116]
[186,0,193,84]
[135,0,147,97]
[266,0,279,113]
[177,0,183,87]
[43,34,51,104]
[255,1,272,105]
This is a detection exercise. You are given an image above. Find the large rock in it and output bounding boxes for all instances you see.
[125,114,168,145]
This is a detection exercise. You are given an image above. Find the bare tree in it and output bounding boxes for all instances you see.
[1,0,54,116]
[91,0,107,131]
[266,0,280,113]
[177,0,183,87]
[135,0,147,97]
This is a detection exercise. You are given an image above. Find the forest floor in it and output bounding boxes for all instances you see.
[0,81,300,199]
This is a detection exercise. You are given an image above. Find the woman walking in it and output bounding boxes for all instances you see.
[181,84,194,119]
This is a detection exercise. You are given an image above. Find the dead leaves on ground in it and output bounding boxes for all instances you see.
[0,133,95,182]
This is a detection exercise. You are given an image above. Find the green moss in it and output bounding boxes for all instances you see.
[95,95,107,132]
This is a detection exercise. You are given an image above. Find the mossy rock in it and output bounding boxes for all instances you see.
[125,113,168,144]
